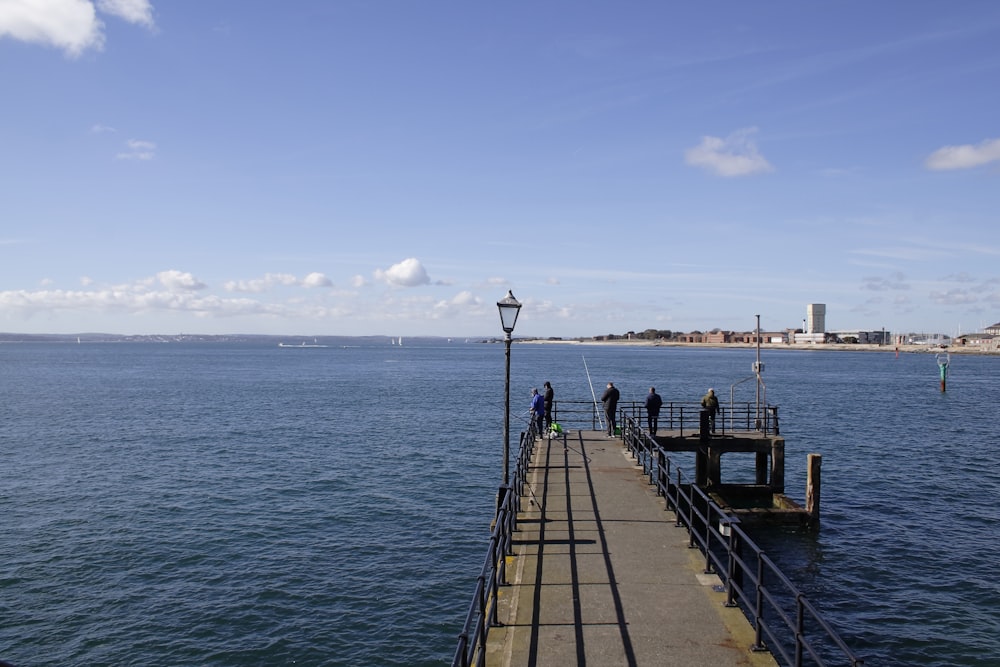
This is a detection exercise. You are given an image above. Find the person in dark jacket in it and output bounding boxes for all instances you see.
[543,381,554,432]
[529,388,546,438]
[701,388,719,433]
[644,387,663,435]
[601,382,620,436]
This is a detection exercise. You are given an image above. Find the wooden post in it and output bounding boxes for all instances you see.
[806,453,822,527]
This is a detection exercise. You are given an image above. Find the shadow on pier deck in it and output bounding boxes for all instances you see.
[486,429,778,667]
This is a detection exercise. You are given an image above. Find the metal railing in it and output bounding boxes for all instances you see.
[551,399,780,436]
[621,417,864,667]
[452,422,540,667]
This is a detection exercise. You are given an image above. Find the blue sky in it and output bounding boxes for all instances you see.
[2,1,999,337]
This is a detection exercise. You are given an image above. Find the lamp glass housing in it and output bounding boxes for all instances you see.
[497,290,522,334]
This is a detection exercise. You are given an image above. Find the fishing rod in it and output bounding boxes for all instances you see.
[582,355,605,430]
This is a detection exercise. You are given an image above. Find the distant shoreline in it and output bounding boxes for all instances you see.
[1,332,993,355]
[517,338,995,355]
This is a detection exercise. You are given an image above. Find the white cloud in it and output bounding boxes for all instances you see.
[96,0,153,28]
[0,0,103,57]
[350,274,368,288]
[444,290,478,307]
[0,269,310,326]
[684,127,773,177]
[157,270,206,292]
[224,273,296,293]
[224,272,332,292]
[374,258,431,287]
[116,138,155,160]
[0,0,154,57]
[302,272,332,288]
[90,123,116,133]
[925,138,1000,171]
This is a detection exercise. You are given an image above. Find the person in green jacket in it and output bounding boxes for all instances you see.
[701,388,719,433]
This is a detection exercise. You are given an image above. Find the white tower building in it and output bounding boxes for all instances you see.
[806,304,826,334]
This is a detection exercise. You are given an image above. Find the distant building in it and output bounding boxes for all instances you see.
[795,303,827,344]
[904,333,951,346]
[955,333,995,348]
[806,304,826,334]
[985,322,1000,336]
[829,330,892,345]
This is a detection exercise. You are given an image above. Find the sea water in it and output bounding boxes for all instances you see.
[1,341,998,666]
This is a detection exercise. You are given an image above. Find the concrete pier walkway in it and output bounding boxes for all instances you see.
[486,429,777,667]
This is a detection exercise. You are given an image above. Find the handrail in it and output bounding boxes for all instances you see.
[452,422,540,667]
[551,399,780,436]
[453,409,817,666]
[621,417,864,667]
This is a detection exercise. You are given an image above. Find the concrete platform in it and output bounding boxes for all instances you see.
[486,429,778,667]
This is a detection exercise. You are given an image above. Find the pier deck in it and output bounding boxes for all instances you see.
[486,429,777,667]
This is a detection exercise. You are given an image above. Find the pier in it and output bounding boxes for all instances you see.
[454,403,863,667]
[487,428,777,666]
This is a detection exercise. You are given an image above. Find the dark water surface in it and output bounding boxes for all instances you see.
[1,341,997,666]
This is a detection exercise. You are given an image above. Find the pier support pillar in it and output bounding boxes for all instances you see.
[755,451,768,485]
[695,447,709,487]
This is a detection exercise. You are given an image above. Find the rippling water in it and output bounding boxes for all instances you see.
[1,341,997,666]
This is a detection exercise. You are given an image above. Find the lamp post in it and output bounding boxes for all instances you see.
[497,290,522,498]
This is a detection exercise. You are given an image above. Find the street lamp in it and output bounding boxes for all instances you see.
[497,290,522,495]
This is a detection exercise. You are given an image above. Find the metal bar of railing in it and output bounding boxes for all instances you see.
[617,416,863,667]
[457,415,856,667]
[451,425,537,667]
[541,400,780,435]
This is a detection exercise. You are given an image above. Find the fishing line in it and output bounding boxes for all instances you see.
[582,355,605,430]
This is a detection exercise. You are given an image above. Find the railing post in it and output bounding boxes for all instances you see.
[704,504,714,573]
[482,570,494,629]
[675,468,684,527]
[661,453,670,506]
[687,489,697,548]
[752,557,766,652]
[724,523,738,607]
[796,595,805,666]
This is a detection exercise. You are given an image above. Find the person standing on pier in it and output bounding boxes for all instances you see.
[530,388,546,438]
[543,381,554,432]
[601,381,620,437]
[701,388,719,433]
[644,387,663,435]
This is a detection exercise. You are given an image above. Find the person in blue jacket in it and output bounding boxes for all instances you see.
[530,388,546,438]
[644,387,663,435]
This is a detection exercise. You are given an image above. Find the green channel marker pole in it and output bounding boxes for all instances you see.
[936,352,950,392]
